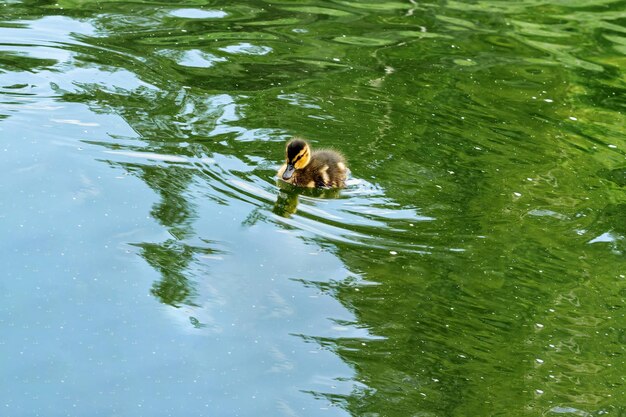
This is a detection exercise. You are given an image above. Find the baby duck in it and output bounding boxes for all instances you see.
[277,138,348,188]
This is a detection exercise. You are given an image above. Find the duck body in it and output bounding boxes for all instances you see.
[277,138,348,188]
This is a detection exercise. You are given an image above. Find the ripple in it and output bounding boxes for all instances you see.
[2,2,624,415]
[96,137,435,254]
[218,42,272,56]
[169,8,228,19]
[277,93,322,110]
[277,5,355,17]
[103,150,192,164]
[333,30,447,46]
[160,49,228,68]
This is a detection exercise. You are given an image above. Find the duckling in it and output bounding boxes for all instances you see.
[277,138,348,188]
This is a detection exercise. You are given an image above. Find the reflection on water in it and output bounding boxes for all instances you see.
[1,0,625,416]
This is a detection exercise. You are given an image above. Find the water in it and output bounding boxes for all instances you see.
[1,1,624,416]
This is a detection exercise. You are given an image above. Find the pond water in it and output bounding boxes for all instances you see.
[1,0,624,416]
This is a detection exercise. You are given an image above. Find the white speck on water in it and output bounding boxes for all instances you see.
[569,116,577,121]
[536,389,544,395]
[544,99,553,103]
[608,144,617,149]
[474,146,482,150]
[332,58,340,62]
[536,358,544,364]
[513,192,522,197]
[535,323,544,329]
[389,251,398,255]
[532,96,537,99]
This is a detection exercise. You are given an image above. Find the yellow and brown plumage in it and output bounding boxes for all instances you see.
[277,138,348,188]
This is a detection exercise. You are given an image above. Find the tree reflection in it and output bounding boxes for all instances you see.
[45,1,626,415]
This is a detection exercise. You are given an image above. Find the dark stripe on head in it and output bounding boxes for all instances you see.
[293,152,307,164]
[287,139,307,161]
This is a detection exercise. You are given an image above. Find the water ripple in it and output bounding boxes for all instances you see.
[1,1,624,416]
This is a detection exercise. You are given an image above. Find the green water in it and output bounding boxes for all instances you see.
[1,0,625,415]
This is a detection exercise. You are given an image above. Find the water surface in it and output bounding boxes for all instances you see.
[1,0,624,416]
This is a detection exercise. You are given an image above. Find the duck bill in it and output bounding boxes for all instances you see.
[282,164,295,180]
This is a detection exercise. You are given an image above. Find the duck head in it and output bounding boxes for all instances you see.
[282,138,311,180]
